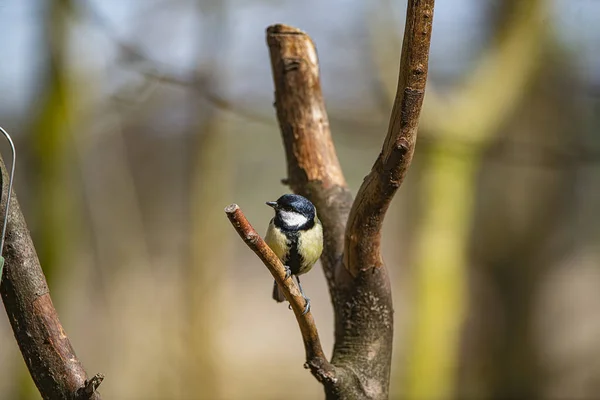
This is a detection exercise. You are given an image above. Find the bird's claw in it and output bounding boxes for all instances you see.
[284,265,292,280]
[301,297,311,315]
[288,298,311,315]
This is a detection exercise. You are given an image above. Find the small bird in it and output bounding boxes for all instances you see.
[265,194,323,315]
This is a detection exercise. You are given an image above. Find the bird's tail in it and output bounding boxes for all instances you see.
[272,280,286,302]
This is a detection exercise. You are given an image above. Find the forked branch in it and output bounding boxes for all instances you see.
[224,204,336,383]
[228,1,435,398]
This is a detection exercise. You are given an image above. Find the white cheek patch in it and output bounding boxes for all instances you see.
[279,210,308,227]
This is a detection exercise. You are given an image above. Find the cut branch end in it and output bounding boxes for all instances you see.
[224,204,239,214]
[76,373,105,399]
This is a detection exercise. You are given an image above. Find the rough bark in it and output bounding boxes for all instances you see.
[259,2,435,398]
[345,1,433,277]
[0,158,102,399]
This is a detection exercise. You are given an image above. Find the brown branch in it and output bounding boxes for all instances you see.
[261,2,435,398]
[224,204,336,383]
[265,22,392,399]
[266,24,354,300]
[0,158,102,399]
[345,0,434,276]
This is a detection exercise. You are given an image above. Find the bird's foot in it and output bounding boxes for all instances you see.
[287,298,311,314]
[301,297,311,315]
[284,265,292,280]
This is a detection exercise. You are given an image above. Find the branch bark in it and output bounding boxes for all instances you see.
[224,204,336,383]
[256,2,434,398]
[0,158,102,399]
[345,0,434,276]
[265,24,353,302]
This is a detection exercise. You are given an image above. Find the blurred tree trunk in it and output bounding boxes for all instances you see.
[182,1,230,397]
[392,1,546,399]
[29,0,79,290]
[19,0,80,398]
[459,41,583,400]
[186,113,230,398]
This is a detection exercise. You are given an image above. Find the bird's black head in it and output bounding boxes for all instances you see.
[266,194,316,230]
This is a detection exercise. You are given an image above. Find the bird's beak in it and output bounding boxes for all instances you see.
[266,201,277,209]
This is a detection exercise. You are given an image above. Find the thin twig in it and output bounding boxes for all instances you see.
[344,0,435,276]
[224,204,336,383]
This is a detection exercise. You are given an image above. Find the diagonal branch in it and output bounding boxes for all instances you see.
[0,158,103,399]
[345,0,435,276]
[224,204,336,384]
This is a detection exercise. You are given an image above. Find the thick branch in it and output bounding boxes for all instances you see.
[345,0,435,276]
[224,204,336,384]
[266,23,353,302]
[0,158,102,400]
[266,23,394,400]
[265,3,434,397]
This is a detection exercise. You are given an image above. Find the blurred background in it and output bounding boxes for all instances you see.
[0,0,599,399]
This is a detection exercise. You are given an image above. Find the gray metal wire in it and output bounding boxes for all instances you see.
[0,126,16,256]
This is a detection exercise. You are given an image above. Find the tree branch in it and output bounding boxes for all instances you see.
[345,0,434,276]
[265,24,354,305]
[231,2,434,398]
[224,204,336,384]
[0,158,102,399]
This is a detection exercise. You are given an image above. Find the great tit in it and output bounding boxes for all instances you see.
[265,194,323,315]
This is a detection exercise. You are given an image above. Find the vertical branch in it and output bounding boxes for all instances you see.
[0,158,102,399]
[345,0,434,276]
[266,24,353,296]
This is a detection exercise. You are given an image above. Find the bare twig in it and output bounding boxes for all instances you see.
[73,0,274,126]
[0,159,102,399]
[345,0,435,276]
[224,204,336,383]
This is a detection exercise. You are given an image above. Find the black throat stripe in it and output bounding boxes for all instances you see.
[273,214,315,276]
[283,230,303,276]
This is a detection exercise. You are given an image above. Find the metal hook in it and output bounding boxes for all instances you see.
[0,126,16,282]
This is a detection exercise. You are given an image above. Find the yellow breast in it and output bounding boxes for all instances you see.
[297,218,323,274]
[265,219,289,262]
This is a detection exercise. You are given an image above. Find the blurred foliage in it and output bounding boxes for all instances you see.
[402,1,547,399]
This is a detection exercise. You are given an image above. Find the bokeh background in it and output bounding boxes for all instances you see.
[1,0,599,399]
